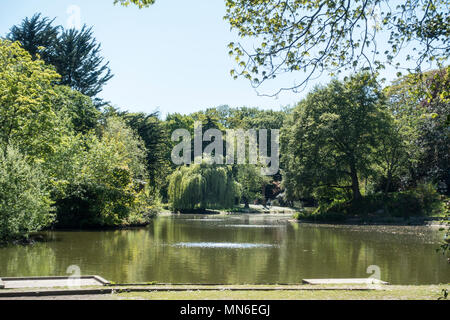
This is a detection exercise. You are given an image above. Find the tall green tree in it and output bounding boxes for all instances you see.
[0,39,61,159]
[282,73,387,201]
[0,147,54,241]
[53,86,101,134]
[236,164,268,208]
[8,16,112,100]
[49,117,153,227]
[386,67,450,194]
[120,112,171,193]
[52,26,113,99]
[7,13,59,61]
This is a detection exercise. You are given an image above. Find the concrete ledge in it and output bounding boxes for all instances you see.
[0,285,382,298]
[302,278,389,285]
[92,275,110,285]
[0,288,113,298]
[0,275,110,289]
[0,275,105,281]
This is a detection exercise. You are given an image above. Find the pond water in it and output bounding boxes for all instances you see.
[0,214,448,284]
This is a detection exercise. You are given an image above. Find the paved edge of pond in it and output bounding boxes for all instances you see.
[0,275,110,289]
[0,284,386,298]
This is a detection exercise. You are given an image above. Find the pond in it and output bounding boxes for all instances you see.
[0,214,448,285]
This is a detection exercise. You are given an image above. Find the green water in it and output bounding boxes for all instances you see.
[0,214,448,284]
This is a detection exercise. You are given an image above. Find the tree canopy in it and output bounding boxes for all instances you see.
[0,147,54,240]
[0,36,155,238]
[0,39,61,159]
[8,15,113,100]
[224,0,449,95]
[282,73,389,201]
[7,13,59,61]
[114,0,155,8]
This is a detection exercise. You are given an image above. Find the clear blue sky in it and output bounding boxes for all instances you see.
[0,0,323,117]
[0,0,424,117]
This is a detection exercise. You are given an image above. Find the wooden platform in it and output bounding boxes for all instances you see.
[302,278,388,285]
[0,276,110,289]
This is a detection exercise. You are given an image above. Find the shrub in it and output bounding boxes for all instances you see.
[412,182,444,215]
[293,210,347,222]
[316,183,444,218]
[47,117,154,227]
[0,147,54,240]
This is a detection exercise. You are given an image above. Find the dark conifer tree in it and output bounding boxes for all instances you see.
[52,26,113,99]
[8,15,112,101]
[7,13,59,62]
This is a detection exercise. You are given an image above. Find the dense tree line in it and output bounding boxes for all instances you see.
[282,70,448,220]
[1,11,448,242]
[0,37,153,240]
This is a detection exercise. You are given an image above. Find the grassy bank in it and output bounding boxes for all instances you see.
[2,285,447,300]
[113,285,448,300]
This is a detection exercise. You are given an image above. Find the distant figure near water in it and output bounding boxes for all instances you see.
[264,199,271,210]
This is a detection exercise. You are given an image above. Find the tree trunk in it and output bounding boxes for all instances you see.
[384,172,392,194]
[243,198,249,209]
[350,163,362,200]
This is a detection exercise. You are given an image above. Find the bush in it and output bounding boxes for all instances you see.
[47,117,155,227]
[0,147,54,240]
[293,210,347,222]
[316,183,444,218]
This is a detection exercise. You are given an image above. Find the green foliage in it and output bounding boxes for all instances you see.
[316,183,444,218]
[0,39,61,159]
[293,210,347,223]
[1,19,154,236]
[225,0,449,94]
[385,67,450,194]
[52,26,113,99]
[114,0,155,8]
[7,13,59,61]
[168,163,240,211]
[437,199,449,256]
[414,69,450,194]
[8,16,112,100]
[48,117,153,227]
[195,106,287,130]
[0,147,54,241]
[120,112,171,195]
[372,119,410,194]
[53,86,101,133]
[236,164,269,207]
[281,72,388,201]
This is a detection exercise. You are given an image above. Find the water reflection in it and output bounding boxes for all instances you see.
[171,242,277,248]
[221,225,284,228]
[0,214,448,285]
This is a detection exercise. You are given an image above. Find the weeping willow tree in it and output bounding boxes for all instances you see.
[168,163,241,211]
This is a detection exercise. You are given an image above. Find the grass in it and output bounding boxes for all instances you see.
[112,285,449,300]
[1,284,448,300]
